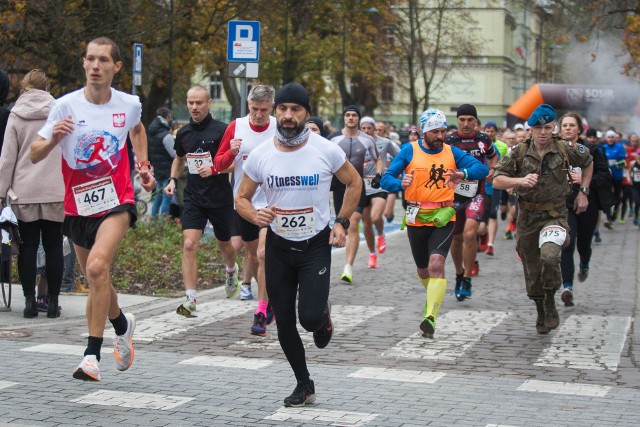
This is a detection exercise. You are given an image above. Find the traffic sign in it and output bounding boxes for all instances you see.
[227,20,260,62]
[228,62,259,79]
[132,43,143,93]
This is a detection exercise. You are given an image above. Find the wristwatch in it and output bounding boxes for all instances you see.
[334,217,350,230]
[579,186,590,195]
[137,160,151,169]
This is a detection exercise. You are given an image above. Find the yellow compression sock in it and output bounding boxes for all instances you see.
[424,278,447,319]
[419,276,430,291]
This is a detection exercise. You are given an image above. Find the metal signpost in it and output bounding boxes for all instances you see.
[227,21,260,117]
[132,43,143,95]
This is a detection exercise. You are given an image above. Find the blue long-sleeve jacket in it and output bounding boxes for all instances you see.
[599,142,627,181]
[381,139,489,193]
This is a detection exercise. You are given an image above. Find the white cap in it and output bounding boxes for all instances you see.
[605,130,617,138]
[514,123,525,131]
[360,116,376,127]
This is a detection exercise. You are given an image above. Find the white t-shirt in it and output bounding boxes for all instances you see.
[233,115,276,208]
[38,88,141,216]
[243,132,346,241]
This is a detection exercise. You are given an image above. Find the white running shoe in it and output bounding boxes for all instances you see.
[113,313,136,371]
[239,283,253,300]
[225,263,240,299]
[341,264,353,283]
[176,296,197,317]
[72,355,101,381]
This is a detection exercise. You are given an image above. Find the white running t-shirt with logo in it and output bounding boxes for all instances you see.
[243,132,345,241]
[38,88,141,217]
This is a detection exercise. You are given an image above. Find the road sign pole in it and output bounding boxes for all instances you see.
[240,77,248,117]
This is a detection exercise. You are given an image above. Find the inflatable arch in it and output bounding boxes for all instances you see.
[507,84,640,131]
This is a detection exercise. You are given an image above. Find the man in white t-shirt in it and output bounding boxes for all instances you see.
[31,37,155,381]
[214,84,276,336]
[235,83,361,408]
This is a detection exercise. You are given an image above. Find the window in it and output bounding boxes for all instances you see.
[209,74,222,100]
[381,76,394,102]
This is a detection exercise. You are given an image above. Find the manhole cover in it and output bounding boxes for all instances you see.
[0,329,32,338]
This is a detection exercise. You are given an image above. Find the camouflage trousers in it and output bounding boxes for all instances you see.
[515,209,570,300]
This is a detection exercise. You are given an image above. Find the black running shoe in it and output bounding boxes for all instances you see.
[313,301,333,349]
[284,379,316,407]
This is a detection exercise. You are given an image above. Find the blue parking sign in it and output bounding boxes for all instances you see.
[227,21,260,62]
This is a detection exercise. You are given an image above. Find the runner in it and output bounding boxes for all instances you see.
[381,108,488,338]
[444,104,497,301]
[328,106,382,283]
[493,104,593,334]
[165,86,238,317]
[235,83,361,407]
[30,37,155,381]
[360,116,399,268]
[214,84,276,336]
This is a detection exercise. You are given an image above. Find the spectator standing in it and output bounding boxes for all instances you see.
[147,107,176,216]
[0,69,64,318]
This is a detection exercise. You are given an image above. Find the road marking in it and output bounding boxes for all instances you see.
[0,381,18,390]
[71,390,193,410]
[348,367,446,384]
[534,314,632,371]
[230,305,393,350]
[382,310,510,360]
[179,355,273,370]
[21,343,112,356]
[265,407,379,426]
[517,379,611,397]
[92,300,254,342]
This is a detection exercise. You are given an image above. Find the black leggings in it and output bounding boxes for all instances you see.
[17,219,63,297]
[560,202,598,285]
[607,179,623,221]
[265,227,331,382]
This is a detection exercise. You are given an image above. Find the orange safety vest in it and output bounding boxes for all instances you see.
[404,140,457,226]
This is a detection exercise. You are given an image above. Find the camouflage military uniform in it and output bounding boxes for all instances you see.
[494,138,592,301]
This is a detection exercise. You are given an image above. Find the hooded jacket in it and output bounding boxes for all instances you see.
[147,115,175,180]
[0,89,64,204]
[0,69,10,154]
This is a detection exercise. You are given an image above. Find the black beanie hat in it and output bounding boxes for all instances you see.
[306,116,325,136]
[275,83,311,113]
[343,105,361,120]
[585,128,597,138]
[457,103,478,119]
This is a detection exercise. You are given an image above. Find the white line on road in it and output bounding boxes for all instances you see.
[517,379,611,397]
[348,367,446,384]
[382,310,511,360]
[534,314,632,371]
[179,355,273,370]
[21,343,112,356]
[91,299,255,342]
[265,407,379,426]
[71,389,194,410]
[230,305,393,350]
[0,381,18,390]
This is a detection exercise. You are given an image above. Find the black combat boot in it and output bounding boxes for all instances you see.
[543,289,559,329]
[47,295,61,318]
[535,299,549,334]
[23,295,38,318]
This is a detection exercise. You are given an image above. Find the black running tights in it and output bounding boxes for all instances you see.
[560,202,598,285]
[265,228,331,382]
[17,219,63,297]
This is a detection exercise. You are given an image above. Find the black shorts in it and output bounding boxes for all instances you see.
[406,223,455,269]
[364,191,388,208]
[230,210,260,242]
[333,178,367,215]
[62,204,137,250]
[181,201,233,241]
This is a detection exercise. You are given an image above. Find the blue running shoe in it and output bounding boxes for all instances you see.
[455,272,465,301]
[266,303,275,325]
[458,277,472,298]
[250,313,267,336]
